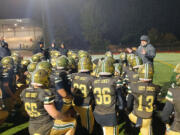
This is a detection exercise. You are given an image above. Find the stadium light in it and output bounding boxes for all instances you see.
[16,19,22,23]
[14,23,17,27]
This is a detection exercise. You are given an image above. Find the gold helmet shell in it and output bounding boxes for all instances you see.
[36,61,52,75]
[174,64,180,74]
[105,51,113,58]
[132,56,143,69]
[31,54,41,63]
[1,56,14,67]
[50,57,56,68]
[31,69,50,87]
[78,57,92,72]
[98,59,115,75]
[56,56,69,69]
[67,50,73,57]
[176,74,180,86]
[78,50,90,59]
[36,53,45,61]
[138,64,153,81]
[21,59,30,67]
[127,54,135,66]
[11,51,20,57]
[27,62,37,73]
[71,52,78,60]
[50,50,60,58]
[114,63,122,76]
[68,57,76,70]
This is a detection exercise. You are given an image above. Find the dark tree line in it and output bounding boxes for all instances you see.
[29,0,180,51]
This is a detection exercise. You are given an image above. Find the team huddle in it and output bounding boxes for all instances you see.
[0,48,180,135]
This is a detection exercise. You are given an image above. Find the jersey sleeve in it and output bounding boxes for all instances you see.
[2,71,9,83]
[115,78,123,88]
[43,89,55,104]
[54,76,64,90]
[161,101,174,123]
[166,89,173,103]
[127,84,132,94]
[20,89,26,101]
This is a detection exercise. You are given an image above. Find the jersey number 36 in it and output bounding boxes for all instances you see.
[94,88,111,105]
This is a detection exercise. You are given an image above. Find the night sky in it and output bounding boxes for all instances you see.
[0,0,180,48]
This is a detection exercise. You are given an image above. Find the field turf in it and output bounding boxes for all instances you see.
[0,53,180,135]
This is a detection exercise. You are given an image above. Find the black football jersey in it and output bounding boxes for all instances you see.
[92,76,122,126]
[129,82,157,119]
[20,87,54,124]
[71,73,94,106]
[92,76,119,115]
[166,88,180,132]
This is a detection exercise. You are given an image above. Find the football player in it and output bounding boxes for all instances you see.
[92,59,123,135]
[49,56,77,135]
[20,69,70,135]
[0,64,9,125]
[127,63,158,135]
[71,57,95,134]
[1,56,16,111]
[161,68,180,135]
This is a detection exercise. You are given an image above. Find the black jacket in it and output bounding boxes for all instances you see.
[0,46,11,60]
[136,43,156,64]
[59,48,68,56]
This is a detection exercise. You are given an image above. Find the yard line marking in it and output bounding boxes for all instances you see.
[155,59,175,68]
[0,122,28,135]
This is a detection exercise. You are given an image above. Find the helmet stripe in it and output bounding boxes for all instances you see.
[81,58,84,70]
[145,64,149,79]
[136,57,139,66]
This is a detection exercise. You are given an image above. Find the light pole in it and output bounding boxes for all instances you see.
[41,0,46,48]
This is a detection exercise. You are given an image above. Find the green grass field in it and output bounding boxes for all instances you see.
[1,53,180,135]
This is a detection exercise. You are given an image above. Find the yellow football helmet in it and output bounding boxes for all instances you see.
[27,62,37,73]
[105,51,113,58]
[21,59,30,67]
[31,69,50,87]
[68,57,76,70]
[36,61,52,75]
[78,50,90,59]
[119,52,127,61]
[138,64,153,81]
[36,53,45,61]
[98,59,115,75]
[31,54,40,63]
[127,54,135,66]
[78,57,92,72]
[50,50,60,58]
[114,63,122,76]
[11,51,20,57]
[67,50,73,57]
[174,64,180,74]
[132,56,142,69]
[1,56,14,67]
[56,56,69,69]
